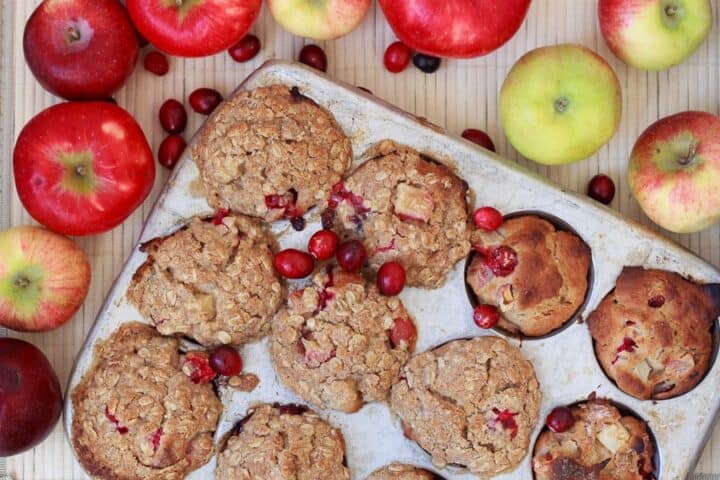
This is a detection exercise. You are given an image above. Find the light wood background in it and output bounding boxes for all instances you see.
[2,1,720,478]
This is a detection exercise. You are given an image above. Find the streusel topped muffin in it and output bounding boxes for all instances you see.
[367,464,443,480]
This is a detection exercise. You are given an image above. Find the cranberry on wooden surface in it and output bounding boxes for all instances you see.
[377,261,406,296]
[144,51,169,76]
[189,88,223,115]
[210,346,243,376]
[308,230,339,261]
[462,128,496,152]
[158,99,187,134]
[389,318,416,348]
[413,53,441,73]
[473,206,503,231]
[158,135,186,169]
[546,406,575,433]
[384,41,412,73]
[336,240,367,272]
[587,174,616,205]
[274,249,315,279]
[473,304,499,329]
[228,34,261,62]
[299,44,327,72]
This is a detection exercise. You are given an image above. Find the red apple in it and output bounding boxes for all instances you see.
[0,338,63,456]
[23,0,139,100]
[127,0,262,57]
[0,226,91,332]
[628,111,720,233]
[378,0,531,58]
[13,102,155,236]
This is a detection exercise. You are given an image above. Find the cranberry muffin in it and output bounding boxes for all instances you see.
[270,267,416,413]
[367,464,444,479]
[192,84,352,223]
[127,214,284,346]
[71,323,222,480]
[390,336,541,477]
[588,267,719,400]
[533,400,655,480]
[325,140,471,288]
[467,215,591,337]
[215,403,350,480]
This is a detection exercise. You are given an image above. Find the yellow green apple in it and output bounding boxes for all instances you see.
[599,0,712,71]
[267,0,371,40]
[0,226,90,331]
[628,111,720,233]
[499,44,622,165]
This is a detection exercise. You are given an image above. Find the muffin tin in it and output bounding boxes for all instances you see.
[64,61,720,479]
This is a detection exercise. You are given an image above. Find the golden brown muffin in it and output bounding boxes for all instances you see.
[532,400,655,480]
[71,323,222,480]
[390,336,541,477]
[127,214,284,347]
[270,267,416,413]
[366,464,443,480]
[193,84,352,223]
[325,140,471,289]
[467,215,591,336]
[215,403,350,480]
[588,267,719,400]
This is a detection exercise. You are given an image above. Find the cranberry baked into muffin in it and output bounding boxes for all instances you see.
[270,267,416,413]
[467,215,591,336]
[367,464,444,480]
[325,140,471,288]
[71,323,222,480]
[192,84,352,223]
[128,214,284,346]
[390,336,541,477]
[533,400,655,480]
[588,267,720,400]
[215,403,350,480]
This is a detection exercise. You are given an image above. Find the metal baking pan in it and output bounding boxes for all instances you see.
[64,60,720,480]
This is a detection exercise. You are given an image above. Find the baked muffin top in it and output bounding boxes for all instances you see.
[71,322,222,480]
[193,84,352,223]
[390,336,541,477]
[366,463,443,480]
[533,400,655,480]
[326,140,471,289]
[588,267,719,399]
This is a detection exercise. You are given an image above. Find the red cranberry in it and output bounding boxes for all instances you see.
[274,249,315,279]
[210,346,243,376]
[546,406,575,433]
[189,88,223,115]
[183,352,217,384]
[462,129,496,152]
[377,261,406,296]
[228,34,261,62]
[336,240,367,272]
[212,208,230,225]
[648,295,665,308]
[384,41,412,73]
[478,245,518,277]
[473,207,503,231]
[158,135,186,169]
[144,51,169,76]
[389,318,416,348]
[308,230,339,261]
[492,408,519,439]
[149,428,163,451]
[158,99,187,134]
[588,174,616,205]
[299,45,327,72]
[473,304,499,329]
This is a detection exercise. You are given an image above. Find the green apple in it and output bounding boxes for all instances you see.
[628,111,720,233]
[599,0,712,71]
[267,0,371,40]
[0,226,90,331]
[500,44,622,166]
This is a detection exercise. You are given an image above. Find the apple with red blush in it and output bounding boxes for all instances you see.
[269,0,371,40]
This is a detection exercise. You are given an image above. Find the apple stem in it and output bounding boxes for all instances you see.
[678,143,697,166]
[665,4,679,17]
[13,275,30,289]
[75,165,87,177]
[554,97,570,113]
[66,26,81,43]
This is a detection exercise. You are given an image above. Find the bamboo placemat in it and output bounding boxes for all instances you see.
[2,1,720,478]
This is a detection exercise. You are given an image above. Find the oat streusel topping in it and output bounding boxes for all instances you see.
[215,403,350,480]
[71,323,222,480]
[270,268,416,413]
[192,84,353,222]
[366,463,443,480]
[128,214,284,346]
[390,336,541,477]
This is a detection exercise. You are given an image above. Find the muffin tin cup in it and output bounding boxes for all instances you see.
[64,61,720,480]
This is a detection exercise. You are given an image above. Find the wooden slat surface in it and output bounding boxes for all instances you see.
[2,1,720,478]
